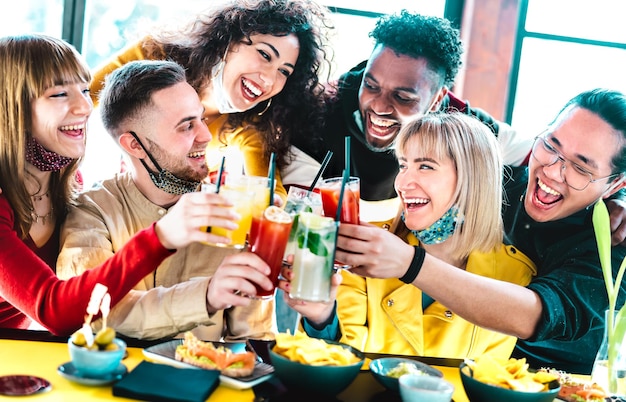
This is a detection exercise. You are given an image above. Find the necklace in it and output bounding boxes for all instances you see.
[30,206,54,225]
[30,191,53,225]
[31,190,50,202]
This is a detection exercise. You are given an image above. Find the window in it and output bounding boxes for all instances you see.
[0,0,63,37]
[508,0,626,138]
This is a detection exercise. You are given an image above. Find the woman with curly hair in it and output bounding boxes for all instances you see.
[90,0,334,202]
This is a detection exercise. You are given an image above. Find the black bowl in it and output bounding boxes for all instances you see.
[268,340,365,395]
[460,362,560,402]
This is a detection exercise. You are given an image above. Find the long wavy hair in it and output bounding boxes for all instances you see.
[0,34,90,238]
[143,0,334,168]
[395,112,504,260]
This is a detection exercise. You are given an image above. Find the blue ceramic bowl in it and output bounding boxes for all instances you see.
[68,338,126,378]
[399,373,455,402]
[369,357,443,393]
[269,340,365,395]
[459,362,560,402]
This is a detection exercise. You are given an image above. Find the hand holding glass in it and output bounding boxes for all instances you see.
[289,212,337,302]
[249,206,293,299]
[202,184,254,249]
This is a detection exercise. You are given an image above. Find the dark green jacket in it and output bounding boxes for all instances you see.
[504,166,626,374]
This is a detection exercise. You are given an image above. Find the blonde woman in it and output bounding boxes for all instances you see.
[280,112,536,360]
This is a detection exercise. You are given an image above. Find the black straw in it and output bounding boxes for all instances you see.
[308,150,333,192]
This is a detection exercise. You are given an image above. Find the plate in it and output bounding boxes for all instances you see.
[143,339,274,390]
[57,362,127,386]
[0,375,51,396]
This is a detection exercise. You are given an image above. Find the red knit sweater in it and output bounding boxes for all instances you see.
[0,195,174,335]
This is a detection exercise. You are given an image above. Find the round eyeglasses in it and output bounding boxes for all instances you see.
[531,136,620,191]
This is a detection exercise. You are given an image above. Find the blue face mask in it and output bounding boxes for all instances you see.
[403,206,464,245]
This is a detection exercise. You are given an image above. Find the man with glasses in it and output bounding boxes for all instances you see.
[334,88,626,374]
[530,134,622,191]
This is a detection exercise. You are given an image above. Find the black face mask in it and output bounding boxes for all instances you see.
[129,131,200,195]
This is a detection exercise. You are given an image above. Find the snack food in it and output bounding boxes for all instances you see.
[464,356,558,392]
[538,368,607,401]
[387,361,425,378]
[272,331,360,366]
[175,332,256,377]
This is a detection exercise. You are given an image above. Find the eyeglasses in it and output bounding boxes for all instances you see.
[531,135,620,191]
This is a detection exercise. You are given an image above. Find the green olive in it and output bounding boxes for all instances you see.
[94,327,116,347]
[71,330,87,347]
[103,342,119,351]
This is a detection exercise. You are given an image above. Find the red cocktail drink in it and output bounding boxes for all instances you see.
[319,177,360,224]
[249,206,293,299]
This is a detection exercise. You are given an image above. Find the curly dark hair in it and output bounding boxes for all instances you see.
[143,0,334,168]
[370,10,463,88]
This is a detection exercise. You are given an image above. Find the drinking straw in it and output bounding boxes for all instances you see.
[215,156,226,193]
[344,136,351,178]
[307,150,333,192]
[268,152,276,206]
[335,168,350,223]
[330,168,350,271]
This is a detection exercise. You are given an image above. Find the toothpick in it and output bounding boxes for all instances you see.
[85,283,108,325]
[100,293,111,330]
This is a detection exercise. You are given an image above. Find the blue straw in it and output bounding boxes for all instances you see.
[215,156,225,193]
[344,136,351,178]
[268,152,275,206]
[335,168,349,223]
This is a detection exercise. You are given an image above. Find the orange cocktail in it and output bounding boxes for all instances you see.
[226,175,270,245]
[318,176,360,224]
[209,187,254,249]
[249,206,293,299]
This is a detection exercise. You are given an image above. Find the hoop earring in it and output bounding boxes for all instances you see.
[257,98,272,116]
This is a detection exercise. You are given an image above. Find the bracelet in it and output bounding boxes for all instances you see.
[400,246,426,284]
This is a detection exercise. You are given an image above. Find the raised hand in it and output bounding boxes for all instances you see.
[205,252,273,313]
[277,261,342,326]
[153,191,238,250]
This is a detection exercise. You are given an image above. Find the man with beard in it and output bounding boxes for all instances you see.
[57,60,276,341]
[288,10,532,207]
[334,88,626,374]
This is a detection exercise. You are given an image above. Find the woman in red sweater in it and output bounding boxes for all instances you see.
[0,34,239,335]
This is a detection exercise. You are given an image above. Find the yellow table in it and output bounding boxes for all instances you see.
[0,336,469,401]
[0,339,253,401]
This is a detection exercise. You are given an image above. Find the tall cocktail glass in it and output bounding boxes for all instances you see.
[318,176,360,269]
[318,176,360,224]
[283,186,323,261]
[226,175,271,245]
[289,212,337,302]
[249,206,293,299]
[207,186,254,249]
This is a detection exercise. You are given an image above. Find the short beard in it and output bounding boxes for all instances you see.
[144,138,207,182]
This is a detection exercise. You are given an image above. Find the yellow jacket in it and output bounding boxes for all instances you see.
[336,235,536,360]
[90,39,287,201]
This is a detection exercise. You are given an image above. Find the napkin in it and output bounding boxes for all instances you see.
[112,361,220,402]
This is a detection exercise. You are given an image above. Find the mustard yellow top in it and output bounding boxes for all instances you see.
[90,39,286,202]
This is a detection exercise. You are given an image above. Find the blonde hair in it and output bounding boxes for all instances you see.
[0,34,90,237]
[395,112,504,260]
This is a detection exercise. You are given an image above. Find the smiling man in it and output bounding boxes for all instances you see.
[57,60,276,341]
[289,11,532,202]
[334,88,626,374]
